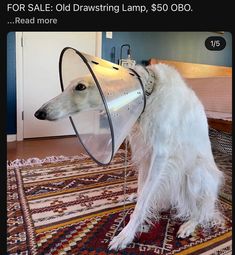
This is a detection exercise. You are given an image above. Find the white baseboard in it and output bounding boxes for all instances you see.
[7,134,17,142]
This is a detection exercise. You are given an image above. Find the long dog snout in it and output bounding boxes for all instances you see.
[34,109,47,120]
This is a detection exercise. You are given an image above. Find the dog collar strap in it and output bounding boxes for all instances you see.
[145,68,155,97]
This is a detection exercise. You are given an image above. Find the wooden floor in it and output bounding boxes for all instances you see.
[7,136,86,161]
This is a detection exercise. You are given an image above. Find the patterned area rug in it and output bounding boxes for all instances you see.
[7,149,232,255]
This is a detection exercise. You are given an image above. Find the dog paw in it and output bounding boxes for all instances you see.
[177,220,197,238]
[109,229,134,250]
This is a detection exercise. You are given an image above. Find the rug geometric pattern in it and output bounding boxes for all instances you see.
[7,149,232,255]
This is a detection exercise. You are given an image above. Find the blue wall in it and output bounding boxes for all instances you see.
[102,32,232,66]
[7,32,232,135]
[7,32,16,134]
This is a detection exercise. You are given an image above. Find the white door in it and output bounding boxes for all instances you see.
[21,32,101,138]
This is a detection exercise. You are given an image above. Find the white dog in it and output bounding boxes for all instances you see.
[35,63,224,251]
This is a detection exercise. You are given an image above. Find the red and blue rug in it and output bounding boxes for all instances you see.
[7,150,232,255]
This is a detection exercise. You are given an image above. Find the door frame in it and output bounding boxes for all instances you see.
[16,32,102,141]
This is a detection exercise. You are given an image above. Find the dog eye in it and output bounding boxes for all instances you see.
[75,83,86,91]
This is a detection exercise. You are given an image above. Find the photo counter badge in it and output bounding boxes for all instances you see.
[34,47,146,165]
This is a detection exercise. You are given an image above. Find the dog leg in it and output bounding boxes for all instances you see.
[137,154,151,196]
[128,124,151,196]
[177,161,223,239]
[109,154,167,250]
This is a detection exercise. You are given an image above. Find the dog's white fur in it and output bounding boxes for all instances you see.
[35,63,224,251]
[109,64,223,250]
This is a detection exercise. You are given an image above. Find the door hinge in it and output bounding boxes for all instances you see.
[22,111,24,120]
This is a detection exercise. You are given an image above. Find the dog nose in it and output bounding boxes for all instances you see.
[34,110,47,120]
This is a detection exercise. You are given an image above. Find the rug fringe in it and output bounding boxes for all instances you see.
[7,154,89,168]
[7,149,127,168]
